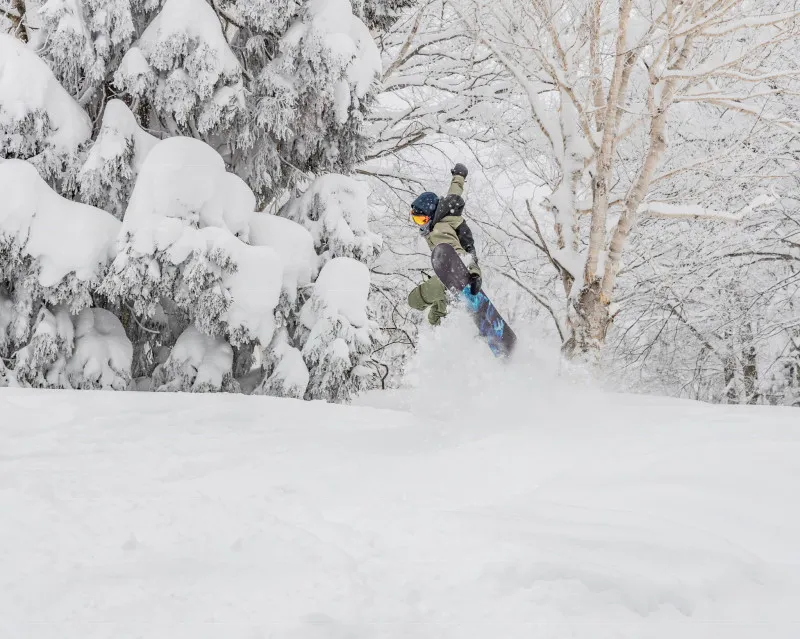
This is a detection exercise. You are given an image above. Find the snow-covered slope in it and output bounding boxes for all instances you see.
[1,321,799,638]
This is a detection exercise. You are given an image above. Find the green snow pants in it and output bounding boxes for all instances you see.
[408,276,448,326]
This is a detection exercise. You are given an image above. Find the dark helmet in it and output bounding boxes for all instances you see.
[411,192,439,216]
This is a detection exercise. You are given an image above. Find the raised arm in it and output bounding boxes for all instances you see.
[448,163,468,196]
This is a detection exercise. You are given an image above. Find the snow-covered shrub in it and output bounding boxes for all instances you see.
[0,357,12,387]
[255,328,310,399]
[153,325,239,393]
[269,174,381,402]
[66,308,133,390]
[765,336,800,407]
[14,306,132,390]
[114,0,245,136]
[0,160,120,353]
[78,100,160,219]
[0,6,12,35]
[13,306,74,388]
[0,34,91,180]
[281,174,382,266]
[298,257,375,402]
[100,137,283,349]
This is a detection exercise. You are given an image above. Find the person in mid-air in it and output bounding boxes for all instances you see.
[407,163,482,326]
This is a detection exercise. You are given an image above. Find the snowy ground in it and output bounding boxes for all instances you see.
[2,317,799,638]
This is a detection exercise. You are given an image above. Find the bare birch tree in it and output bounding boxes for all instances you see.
[455,0,800,359]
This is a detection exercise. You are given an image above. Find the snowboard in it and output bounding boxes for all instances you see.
[431,243,517,358]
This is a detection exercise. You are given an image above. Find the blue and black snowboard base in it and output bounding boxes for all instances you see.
[431,244,517,358]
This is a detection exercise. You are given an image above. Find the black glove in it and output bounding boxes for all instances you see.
[468,272,482,295]
[451,163,468,179]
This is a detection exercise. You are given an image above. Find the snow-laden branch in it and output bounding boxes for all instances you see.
[699,10,800,37]
[663,69,800,82]
[640,194,776,223]
[449,3,564,161]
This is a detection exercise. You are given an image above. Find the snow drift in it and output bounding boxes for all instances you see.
[1,365,798,637]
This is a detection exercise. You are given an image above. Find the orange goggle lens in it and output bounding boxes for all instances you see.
[411,212,430,226]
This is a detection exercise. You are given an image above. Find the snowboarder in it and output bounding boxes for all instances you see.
[407,163,482,326]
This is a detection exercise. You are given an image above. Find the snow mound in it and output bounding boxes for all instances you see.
[405,308,594,421]
[122,137,254,240]
[281,174,382,264]
[248,213,318,301]
[0,33,91,155]
[0,160,121,287]
[153,325,237,393]
[66,308,133,390]
[1,385,798,637]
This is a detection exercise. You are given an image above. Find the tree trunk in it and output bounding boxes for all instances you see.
[724,353,739,404]
[741,322,759,405]
[232,342,256,379]
[584,0,633,285]
[562,281,611,361]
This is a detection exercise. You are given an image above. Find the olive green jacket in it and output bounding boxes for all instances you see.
[424,175,480,276]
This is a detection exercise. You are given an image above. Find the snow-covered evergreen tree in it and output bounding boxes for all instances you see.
[114,0,245,136]
[0,33,92,181]
[279,174,382,400]
[38,0,138,104]
[298,257,374,402]
[356,0,416,31]
[224,0,383,200]
[13,306,74,388]
[0,159,120,357]
[14,306,133,390]
[254,327,310,399]
[78,99,160,219]
[281,174,382,266]
[0,357,12,387]
[99,136,285,369]
[6,0,387,205]
[1,2,391,400]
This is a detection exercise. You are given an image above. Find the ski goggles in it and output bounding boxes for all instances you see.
[411,210,430,226]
